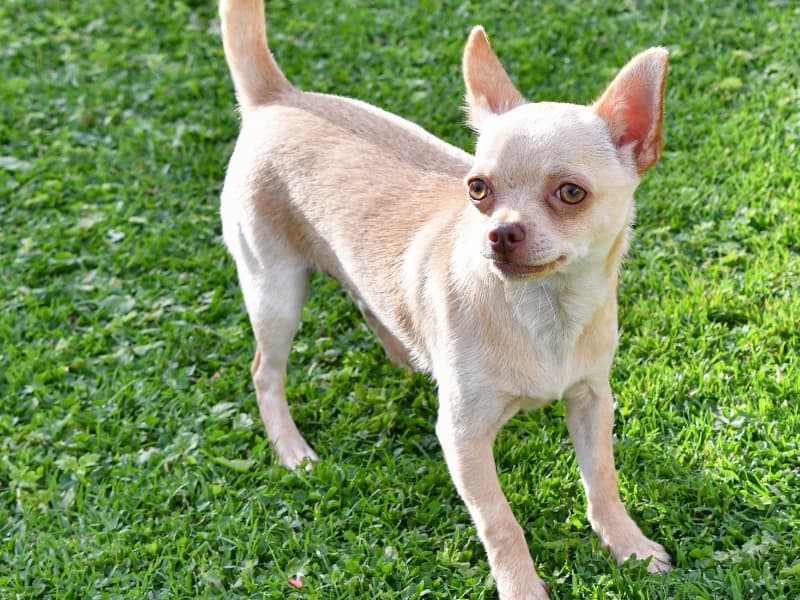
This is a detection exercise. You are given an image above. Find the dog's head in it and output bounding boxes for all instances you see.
[461,27,667,281]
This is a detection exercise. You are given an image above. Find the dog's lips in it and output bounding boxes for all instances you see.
[491,256,567,279]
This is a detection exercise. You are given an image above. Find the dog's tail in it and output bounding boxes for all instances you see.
[219,0,292,109]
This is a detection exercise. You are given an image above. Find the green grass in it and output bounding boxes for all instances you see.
[1,0,798,598]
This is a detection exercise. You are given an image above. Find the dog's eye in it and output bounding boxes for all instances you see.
[558,183,587,205]
[468,178,491,203]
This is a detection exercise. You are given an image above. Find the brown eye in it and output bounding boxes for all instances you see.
[558,183,587,205]
[468,178,491,204]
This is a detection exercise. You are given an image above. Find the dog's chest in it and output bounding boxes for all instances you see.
[502,329,584,407]
[476,285,612,406]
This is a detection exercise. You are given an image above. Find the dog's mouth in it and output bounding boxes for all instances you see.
[491,256,567,279]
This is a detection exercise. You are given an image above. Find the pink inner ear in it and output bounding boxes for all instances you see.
[594,49,667,173]
[614,83,658,149]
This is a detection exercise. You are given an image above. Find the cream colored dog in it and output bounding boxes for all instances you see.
[218,1,670,597]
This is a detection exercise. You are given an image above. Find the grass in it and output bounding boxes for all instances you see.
[1,0,798,598]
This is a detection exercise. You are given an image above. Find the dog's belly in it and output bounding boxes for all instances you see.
[518,395,559,411]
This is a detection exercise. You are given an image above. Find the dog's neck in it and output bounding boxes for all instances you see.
[506,259,618,350]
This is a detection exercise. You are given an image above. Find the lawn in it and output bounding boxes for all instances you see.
[1,0,798,598]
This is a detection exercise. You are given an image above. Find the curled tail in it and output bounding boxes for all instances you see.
[219,0,292,109]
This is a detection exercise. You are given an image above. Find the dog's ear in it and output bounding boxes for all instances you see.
[593,48,668,174]
[462,26,525,130]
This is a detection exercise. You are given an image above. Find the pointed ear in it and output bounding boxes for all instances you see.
[462,26,526,130]
[593,48,668,174]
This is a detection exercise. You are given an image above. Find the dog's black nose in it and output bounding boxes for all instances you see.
[488,222,526,256]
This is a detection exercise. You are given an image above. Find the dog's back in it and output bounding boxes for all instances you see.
[218,0,469,173]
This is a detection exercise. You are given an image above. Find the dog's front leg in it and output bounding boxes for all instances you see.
[436,395,549,600]
[565,381,671,572]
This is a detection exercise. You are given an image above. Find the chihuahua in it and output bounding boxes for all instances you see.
[218,1,670,597]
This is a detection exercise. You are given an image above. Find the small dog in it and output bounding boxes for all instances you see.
[218,1,670,597]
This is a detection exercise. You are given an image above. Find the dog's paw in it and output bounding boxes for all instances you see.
[276,436,319,471]
[642,541,672,573]
[616,537,672,573]
[596,519,672,574]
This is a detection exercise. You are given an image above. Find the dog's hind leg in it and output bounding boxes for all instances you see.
[228,218,318,469]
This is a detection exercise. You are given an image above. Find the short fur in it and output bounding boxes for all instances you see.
[218,1,670,597]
